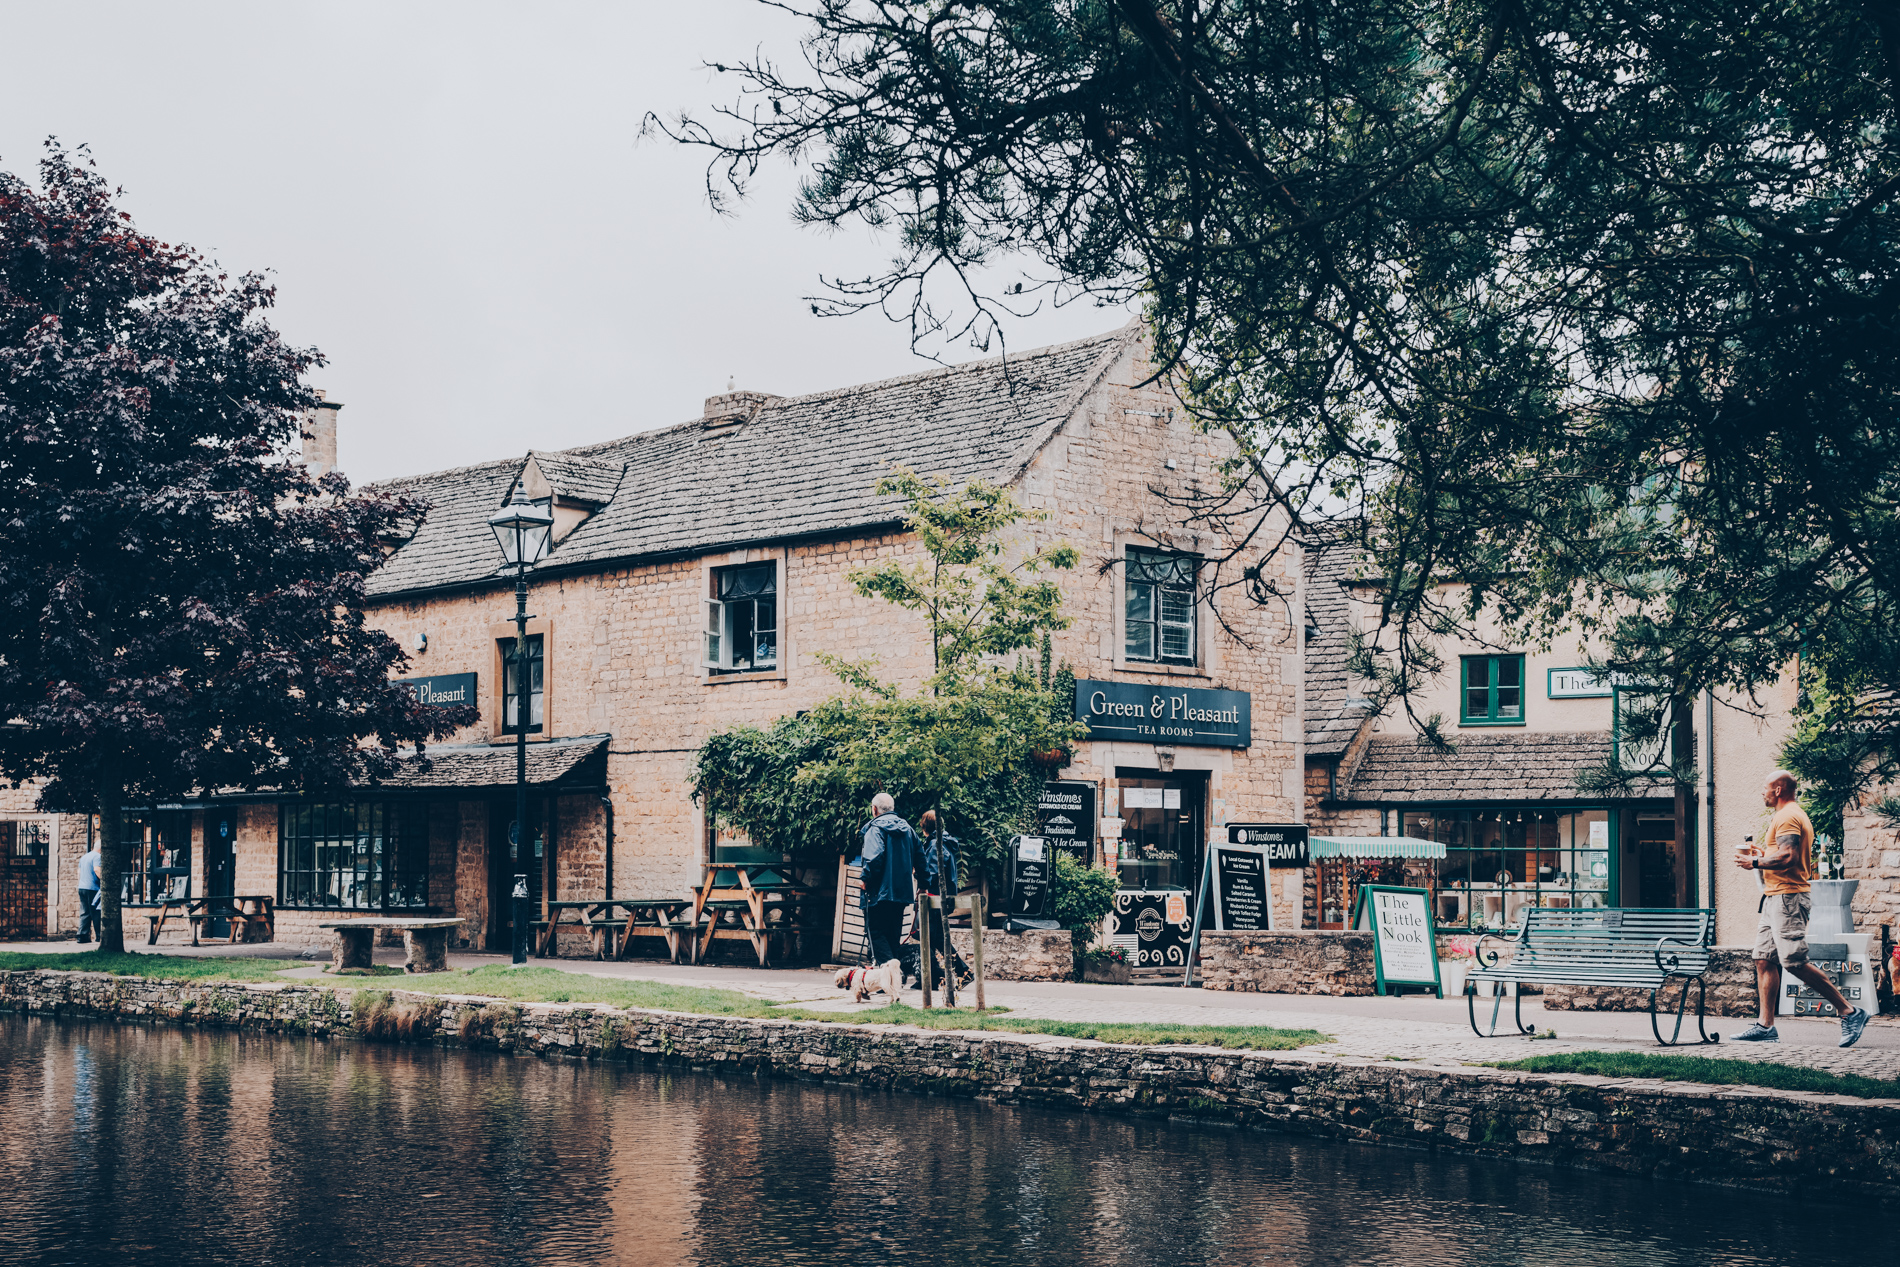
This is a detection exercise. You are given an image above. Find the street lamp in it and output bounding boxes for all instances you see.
[488,485,553,965]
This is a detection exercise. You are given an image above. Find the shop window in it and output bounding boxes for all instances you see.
[1388,808,1615,931]
[278,801,430,911]
[117,812,191,906]
[1460,654,1525,725]
[1124,548,1198,665]
[703,561,778,673]
[502,634,544,734]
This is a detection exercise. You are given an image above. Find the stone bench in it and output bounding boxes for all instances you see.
[318,918,464,974]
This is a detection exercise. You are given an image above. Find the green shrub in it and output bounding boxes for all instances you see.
[1050,850,1119,952]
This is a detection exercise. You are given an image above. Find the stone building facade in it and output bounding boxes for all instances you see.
[14,326,1300,953]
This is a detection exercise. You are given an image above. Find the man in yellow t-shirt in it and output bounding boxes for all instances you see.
[1732,769,1869,1047]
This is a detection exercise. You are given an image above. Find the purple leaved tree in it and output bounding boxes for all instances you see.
[0,145,473,953]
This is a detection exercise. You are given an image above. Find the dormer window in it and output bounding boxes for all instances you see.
[703,562,778,673]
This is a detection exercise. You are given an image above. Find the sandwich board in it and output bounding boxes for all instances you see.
[1351,885,1442,997]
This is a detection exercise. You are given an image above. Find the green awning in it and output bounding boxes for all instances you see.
[1310,835,1447,860]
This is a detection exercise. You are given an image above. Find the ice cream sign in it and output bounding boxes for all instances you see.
[1074,680,1251,748]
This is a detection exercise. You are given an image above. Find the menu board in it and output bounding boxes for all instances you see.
[1007,837,1049,917]
[1352,885,1442,997]
[1211,843,1272,931]
[1036,781,1097,863]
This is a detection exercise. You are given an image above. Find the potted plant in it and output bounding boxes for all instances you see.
[1439,934,1477,996]
[1081,944,1132,984]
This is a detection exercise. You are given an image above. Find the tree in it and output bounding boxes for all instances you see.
[692,466,1086,886]
[667,0,1900,798]
[0,145,472,952]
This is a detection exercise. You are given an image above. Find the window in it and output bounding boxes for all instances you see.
[703,562,778,673]
[1125,548,1198,665]
[1391,808,1616,930]
[279,801,430,910]
[1461,654,1525,724]
[502,634,544,734]
[116,812,190,905]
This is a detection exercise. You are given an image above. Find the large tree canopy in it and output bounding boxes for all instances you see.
[669,1,1900,792]
[0,146,471,950]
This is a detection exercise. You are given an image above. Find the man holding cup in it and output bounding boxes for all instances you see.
[1732,769,1870,1047]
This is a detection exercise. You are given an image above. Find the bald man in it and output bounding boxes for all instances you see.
[1733,770,1869,1048]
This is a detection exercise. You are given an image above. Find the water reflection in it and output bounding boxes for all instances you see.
[0,1015,1873,1266]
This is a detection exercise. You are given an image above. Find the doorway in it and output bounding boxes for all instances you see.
[205,812,236,938]
[1630,811,1692,908]
[488,798,553,953]
[1112,769,1208,893]
[0,820,50,939]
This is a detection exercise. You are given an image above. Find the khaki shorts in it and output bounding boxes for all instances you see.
[1754,892,1811,968]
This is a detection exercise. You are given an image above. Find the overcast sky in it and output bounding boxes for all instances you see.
[0,2,1129,482]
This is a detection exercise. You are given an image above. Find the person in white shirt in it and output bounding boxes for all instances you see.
[76,843,102,944]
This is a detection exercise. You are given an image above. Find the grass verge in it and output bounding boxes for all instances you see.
[2,955,1331,1050]
[0,951,301,982]
[1486,1050,1900,1101]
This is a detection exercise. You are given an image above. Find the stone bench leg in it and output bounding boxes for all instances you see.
[331,927,374,971]
[403,927,450,974]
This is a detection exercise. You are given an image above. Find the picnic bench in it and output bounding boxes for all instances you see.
[690,864,823,967]
[145,895,275,946]
[1466,907,1717,1045]
[319,917,464,974]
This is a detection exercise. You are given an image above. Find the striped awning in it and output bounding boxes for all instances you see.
[1310,835,1447,860]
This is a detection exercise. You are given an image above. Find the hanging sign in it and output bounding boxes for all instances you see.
[396,672,478,708]
[1074,680,1251,748]
[1210,842,1273,931]
[1352,885,1442,997]
[1036,781,1097,863]
[1227,822,1309,868]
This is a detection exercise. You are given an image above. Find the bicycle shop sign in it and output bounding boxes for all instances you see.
[1074,680,1252,748]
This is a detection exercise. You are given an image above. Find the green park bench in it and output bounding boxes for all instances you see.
[1466,907,1717,1046]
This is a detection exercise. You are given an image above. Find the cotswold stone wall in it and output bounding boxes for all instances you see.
[946,928,1072,981]
[3,968,1896,1199]
[1541,948,1763,1019]
[1198,931,1377,995]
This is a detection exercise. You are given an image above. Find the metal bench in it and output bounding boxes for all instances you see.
[1466,907,1717,1045]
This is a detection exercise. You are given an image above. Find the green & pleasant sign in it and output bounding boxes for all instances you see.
[1074,679,1251,748]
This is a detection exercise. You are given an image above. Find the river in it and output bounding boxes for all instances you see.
[0,1014,1882,1265]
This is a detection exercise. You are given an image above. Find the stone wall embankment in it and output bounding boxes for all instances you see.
[4,967,1897,1199]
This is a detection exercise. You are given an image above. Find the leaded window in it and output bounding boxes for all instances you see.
[703,562,778,672]
[502,634,544,734]
[278,801,430,910]
[1124,548,1198,665]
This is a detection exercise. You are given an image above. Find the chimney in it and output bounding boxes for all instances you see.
[701,388,777,430]
[302,391,342,477]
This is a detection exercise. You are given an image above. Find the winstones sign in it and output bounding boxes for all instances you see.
[1074,680,1251,748]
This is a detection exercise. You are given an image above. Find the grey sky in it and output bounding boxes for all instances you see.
[1,2,1129,483]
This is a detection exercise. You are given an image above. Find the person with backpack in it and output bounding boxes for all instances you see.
[858,792,929,969]
[907,809,973,989]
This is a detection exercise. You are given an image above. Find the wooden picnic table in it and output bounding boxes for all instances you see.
[534,900,631,960]
[145,894,275,946]
[689,864,823,967]
[319,917,463,973]
[607,898,699,963]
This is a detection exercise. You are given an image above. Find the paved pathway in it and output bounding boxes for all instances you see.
[7,938,1896,1081]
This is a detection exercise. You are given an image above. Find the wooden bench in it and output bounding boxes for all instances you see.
[1466,907,1717,1045]
[318,917,464,974]
[143,895,275,946]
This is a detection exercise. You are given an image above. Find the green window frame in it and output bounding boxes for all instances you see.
[1460,654,1526,725]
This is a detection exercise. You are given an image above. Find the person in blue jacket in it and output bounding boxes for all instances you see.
[908,810,973,989]
[858,792,928,968]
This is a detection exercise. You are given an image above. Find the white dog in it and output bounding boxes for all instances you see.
[833,959,903,1003]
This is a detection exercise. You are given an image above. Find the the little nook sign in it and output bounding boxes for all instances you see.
[397,673,477,708]
[1352,885,1442,997]
[1074,680,1251,748]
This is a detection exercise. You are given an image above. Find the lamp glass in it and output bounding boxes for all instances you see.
[488,492,555,567]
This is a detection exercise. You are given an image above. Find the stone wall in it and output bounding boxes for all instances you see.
[3,967,1895,1199]
[1198,930,1377,994]
[1842,797,1900,943]
[1541,947,1762,1019]
[947,927,1072,981]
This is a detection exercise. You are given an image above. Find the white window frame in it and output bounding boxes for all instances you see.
[1123,546,1201,667]
[702,560,779,673]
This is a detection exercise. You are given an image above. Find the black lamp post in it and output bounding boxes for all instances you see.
[488,485,553,965]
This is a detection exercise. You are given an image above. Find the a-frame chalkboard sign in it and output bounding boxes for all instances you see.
[1351,885,1443,998]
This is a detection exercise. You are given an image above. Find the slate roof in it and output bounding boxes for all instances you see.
[367,733,609,790]
[1339,731,1670,802]
[364,328,1135,598]
[1304,530,1371,757]
[529,450,625,506]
